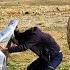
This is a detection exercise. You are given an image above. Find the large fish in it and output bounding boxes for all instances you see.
[0,19,18,70]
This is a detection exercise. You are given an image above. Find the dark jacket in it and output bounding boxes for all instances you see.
[8,27,63,69]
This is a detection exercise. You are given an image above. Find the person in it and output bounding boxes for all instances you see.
[0,26,63,70]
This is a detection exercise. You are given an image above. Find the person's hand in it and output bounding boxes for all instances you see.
[0,43,8,52]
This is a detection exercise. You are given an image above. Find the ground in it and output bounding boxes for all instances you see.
[0,0,70,70]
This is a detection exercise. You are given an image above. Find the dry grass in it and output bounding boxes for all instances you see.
[0,0,70,70]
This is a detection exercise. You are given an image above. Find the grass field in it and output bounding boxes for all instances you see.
[0,0,70,70]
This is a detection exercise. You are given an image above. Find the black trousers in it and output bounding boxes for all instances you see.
[27,58,49,70]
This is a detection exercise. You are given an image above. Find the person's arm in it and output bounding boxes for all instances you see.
[8,44,26,53]
[0,34,24,53]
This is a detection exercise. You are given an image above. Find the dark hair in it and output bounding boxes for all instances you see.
[14,28,34,44]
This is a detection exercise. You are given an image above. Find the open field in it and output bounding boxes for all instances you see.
[0,0,70,70]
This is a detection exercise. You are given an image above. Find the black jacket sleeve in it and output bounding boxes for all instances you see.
[8,44,26,53]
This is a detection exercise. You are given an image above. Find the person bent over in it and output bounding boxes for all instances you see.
[0,27,63,70]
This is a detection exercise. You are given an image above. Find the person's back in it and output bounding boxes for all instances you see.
[8,27,63,70]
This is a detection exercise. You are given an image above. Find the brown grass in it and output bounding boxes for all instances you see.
[0,0,70,70]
